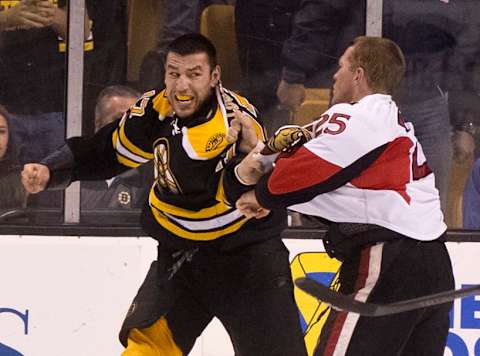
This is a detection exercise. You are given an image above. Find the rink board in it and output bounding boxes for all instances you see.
[0,235,478,356]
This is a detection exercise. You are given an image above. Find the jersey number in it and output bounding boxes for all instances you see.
[411,144,432,180]
[397,113,432,180]
[130,90,156,117]
[312,113,351,136]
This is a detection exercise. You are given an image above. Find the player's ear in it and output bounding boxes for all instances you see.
[354,66,365,85]
[210,65,221,87]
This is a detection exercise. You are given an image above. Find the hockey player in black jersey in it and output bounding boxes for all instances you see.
[21,34,307,355]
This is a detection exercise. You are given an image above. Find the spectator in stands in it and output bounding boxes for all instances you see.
[449,90,480,162]
[138,0,234,91]
[0,0,92,163]
[463,159,480,229]
[82,0,128,135]
[81,85,152,212]
[0,1,95,213]
[234,0,365,134]
[383,0,480,213]
[93,85,141,133]
[0,0,53,31]
[0,105,27,211]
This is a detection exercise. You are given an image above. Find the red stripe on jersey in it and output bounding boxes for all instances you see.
[267,146,342,194]
[324,247,372,356]
[351,137,413,203]
[355,246,372,291]
[324,312,348,356]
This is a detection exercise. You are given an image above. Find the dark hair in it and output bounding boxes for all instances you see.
[0,105,27,209]
[0,105,18,165]
[350,36,406,94]
[166,33,218,69]
[95,85,141,121]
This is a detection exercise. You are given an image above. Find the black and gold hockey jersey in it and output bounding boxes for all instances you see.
[68,85,287,249]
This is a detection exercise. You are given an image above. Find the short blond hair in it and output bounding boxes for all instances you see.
[349,36,406,94]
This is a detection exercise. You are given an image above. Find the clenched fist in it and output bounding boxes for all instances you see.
[21,163,50,194]
[236,190,270,219]
[226,109,258,153]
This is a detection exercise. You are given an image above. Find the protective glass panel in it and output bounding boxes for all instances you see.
[383,0,480,229]
[0,0,67,224]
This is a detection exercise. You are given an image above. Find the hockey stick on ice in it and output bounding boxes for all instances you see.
[295,277,480,317]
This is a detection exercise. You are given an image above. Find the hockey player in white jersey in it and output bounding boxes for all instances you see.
[234,36,454,356]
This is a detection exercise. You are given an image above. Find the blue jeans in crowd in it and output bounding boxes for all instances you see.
[400,93,452,214]
[463,158,480,229]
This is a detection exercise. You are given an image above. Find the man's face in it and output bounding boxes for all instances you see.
[95,96,138,132]
[331,46,357,106]
[0,114,8,159]
[164,52,220,118]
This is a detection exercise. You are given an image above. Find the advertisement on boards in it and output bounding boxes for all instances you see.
[0,236,478,356]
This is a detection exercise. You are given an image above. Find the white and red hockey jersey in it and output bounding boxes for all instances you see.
[255,94,446,240]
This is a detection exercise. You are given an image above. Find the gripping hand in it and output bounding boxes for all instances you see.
[3,0,54,30]
[263,125,312,155]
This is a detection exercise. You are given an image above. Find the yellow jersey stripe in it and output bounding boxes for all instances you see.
[113,128,143,168]
[164,209,244,231]
[152,90,173,119]
[251,118,267,141]
[59,40,93,52]
[116,154,140,168]
[215,171,230,206]
[150,207,248,241]
[115,129,149,164]
[112,128,118,150]
[149,189,231,219]
[229,91,257,116]
[118,120,154,160]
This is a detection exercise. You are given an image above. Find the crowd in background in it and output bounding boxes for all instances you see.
[1,0,480,229]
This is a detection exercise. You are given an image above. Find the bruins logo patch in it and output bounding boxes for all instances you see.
[154,139,181,194]
[206,133,225,152]
[118,191,131,205]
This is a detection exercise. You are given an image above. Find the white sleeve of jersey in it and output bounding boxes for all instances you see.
[304,98,401,169]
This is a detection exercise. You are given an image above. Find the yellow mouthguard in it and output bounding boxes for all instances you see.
[176,95,193,102]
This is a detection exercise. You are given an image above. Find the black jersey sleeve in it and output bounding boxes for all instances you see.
[44,90,159,186]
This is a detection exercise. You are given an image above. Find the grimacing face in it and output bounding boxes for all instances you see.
[0,114,8,160]
[164,52,220,118]
[331,46,357,106]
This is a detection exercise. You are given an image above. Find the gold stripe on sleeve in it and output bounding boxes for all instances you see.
[149,189,231,219]
[150,208,247,241]
[118,121,154,160]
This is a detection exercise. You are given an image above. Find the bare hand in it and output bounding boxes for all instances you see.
[235,144,266,185]
[226,109,258,153]
[276,80,306,112]
[32,0,56,26]
[236,190,270,219]
[452,130,475,163]
[5,0,55,30]
[21,163,50,194]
